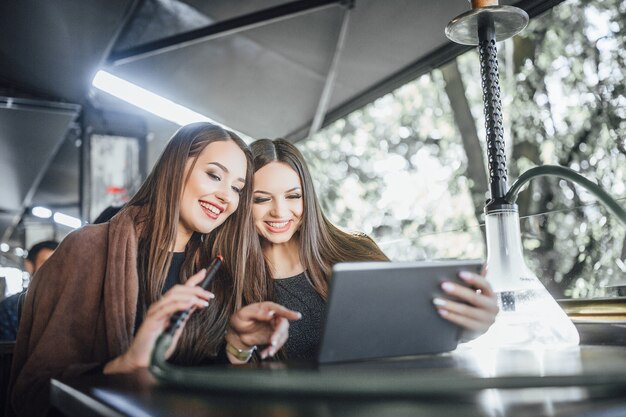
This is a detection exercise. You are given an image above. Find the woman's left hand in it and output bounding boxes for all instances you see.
[433,270,498,337]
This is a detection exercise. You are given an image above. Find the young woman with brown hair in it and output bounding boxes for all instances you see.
[229,138,498,361]
[9,123,299,417]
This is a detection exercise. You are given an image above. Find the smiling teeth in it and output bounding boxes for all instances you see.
[268,221,289,228]
[200,201,221,215]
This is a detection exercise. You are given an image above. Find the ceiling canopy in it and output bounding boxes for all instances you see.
[0,0,562,245]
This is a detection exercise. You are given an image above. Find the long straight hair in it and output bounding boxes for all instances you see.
[250,139,388,300]
[122,122,263,363]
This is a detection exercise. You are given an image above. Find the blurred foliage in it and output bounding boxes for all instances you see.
[299,74,484,262]
[298,0,626,298]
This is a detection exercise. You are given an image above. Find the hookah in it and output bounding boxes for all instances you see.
[445,0,626,348]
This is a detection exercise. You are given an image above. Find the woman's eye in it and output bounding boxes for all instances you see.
[286,194,302,199]
[254,197,270,204]
[207,172,221,181]
[232,186,243,194]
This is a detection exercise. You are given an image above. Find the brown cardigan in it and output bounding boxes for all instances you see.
[8,208,141,417]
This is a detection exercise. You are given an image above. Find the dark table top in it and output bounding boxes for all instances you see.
[51,345,626,417]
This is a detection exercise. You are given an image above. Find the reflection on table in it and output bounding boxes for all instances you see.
[50,345,626,417]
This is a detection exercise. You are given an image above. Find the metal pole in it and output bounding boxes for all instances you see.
[307,2,353,140]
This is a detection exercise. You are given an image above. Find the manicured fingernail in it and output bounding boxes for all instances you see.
[296,312,302,319]
[268,310,275,317]
[206,292,215,299]
[269,348,276,357]
[459,271,473,281]
[441,282,455,293]
[271,339,277,347]
[437,308,449,317]
[202,301,209,307]
[432,297,447,307]
[261,351,267,359]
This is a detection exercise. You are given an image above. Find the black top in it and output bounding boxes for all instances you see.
[162,252,186,294]
[134,252,186,332]
[273,272,326,361]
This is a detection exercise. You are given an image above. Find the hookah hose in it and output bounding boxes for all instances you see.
[163,255,223,337]
[151,255,223,376]
[506,165,626,227]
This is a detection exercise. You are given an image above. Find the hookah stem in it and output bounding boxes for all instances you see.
[476,6,516,306]
[478,11,509,211]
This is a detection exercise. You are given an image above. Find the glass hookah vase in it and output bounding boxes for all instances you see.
[473,207,580,348]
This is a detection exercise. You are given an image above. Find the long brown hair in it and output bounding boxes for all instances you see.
[250,139,388,300]
[122,122,262,364]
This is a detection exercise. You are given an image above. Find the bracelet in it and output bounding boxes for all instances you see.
[226,342,257,363]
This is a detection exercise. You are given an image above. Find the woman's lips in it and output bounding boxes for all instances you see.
[265,220,291,233]
[200,201,223,219]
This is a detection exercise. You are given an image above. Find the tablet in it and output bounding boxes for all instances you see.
[318,260,483,364]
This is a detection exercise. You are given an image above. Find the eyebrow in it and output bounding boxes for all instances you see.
[253,187,301,195]
[208,162,245,183]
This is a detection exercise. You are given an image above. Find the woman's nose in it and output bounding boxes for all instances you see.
[270,200,287,217]
[215,189,230,204]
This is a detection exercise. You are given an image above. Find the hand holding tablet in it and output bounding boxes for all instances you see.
[319,260,495,363]
[433,268,498,339]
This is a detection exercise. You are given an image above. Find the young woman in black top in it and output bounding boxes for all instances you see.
[232,138,498,361]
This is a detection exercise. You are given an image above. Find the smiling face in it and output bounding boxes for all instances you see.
[252,162,304,245]
[177,139,247,247]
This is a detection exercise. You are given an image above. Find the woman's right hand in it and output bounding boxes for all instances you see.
[103,268,214,374]
[225,302,302,363]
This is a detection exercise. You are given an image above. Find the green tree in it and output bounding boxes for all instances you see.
[299,0,626,298]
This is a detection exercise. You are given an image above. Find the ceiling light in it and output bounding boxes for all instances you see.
[92,70,213,126]
[92,70,250,140]
[32,206,53,218]
[53,212,82,229]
